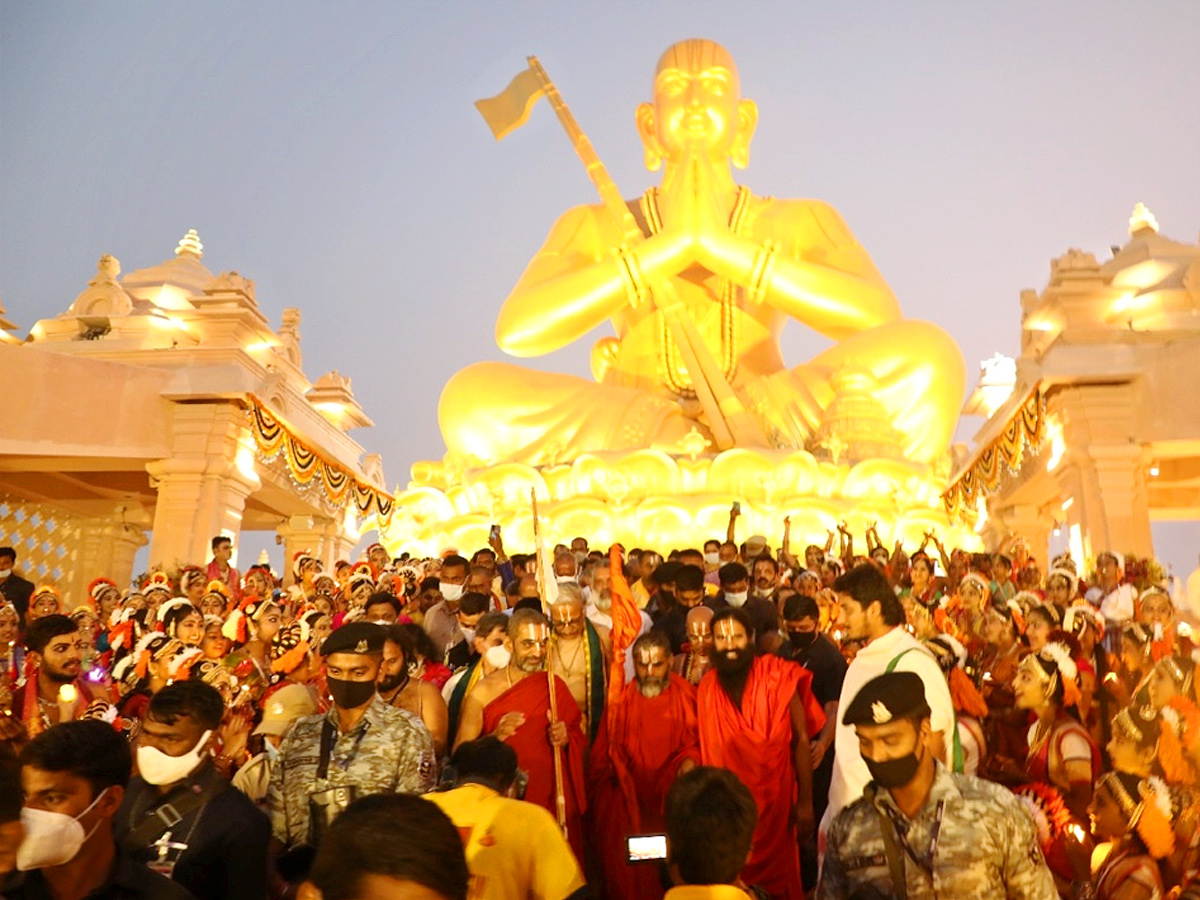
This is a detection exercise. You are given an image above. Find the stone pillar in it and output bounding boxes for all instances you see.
[147,403,261,570]
[322,511,359,571]
[1050,385,1153,559]
[276,515,335,588]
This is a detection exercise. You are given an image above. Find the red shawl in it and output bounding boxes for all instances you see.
[483,671,587,862]
[697,654,824,900]
[590,674,701,900]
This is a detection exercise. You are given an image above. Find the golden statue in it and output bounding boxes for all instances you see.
[439,39,965,469]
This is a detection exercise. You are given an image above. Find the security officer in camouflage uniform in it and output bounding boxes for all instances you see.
[819,672,1056,900]
[267,622,436,848]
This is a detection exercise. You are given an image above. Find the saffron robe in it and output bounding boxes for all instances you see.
[697,654,825,900]
[483,671,588,863]
[590,674,701,900]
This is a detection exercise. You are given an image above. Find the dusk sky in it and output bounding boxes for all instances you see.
[3,2,1198,572]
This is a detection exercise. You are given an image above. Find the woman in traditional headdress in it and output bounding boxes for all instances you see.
[1112,623,1156,710]
[26,586,62,624]
[1108,703,1166,781]
[179,566,207,605]
[1065,602,1116,758]
[198,580,233,618]
[1025,602,1063,655]
[1045,567,1079,616]
[1138,586,1193,663]
[948,572,991,653]
[926,632,989,774]
[1068,772,1173,900]
[263,620,314,701]
[199,615,230,661]
[1015,641,1101,820]
[112,634,188,721]
[157,598,205,646]
[1148,655,1198,711]
[0,602,22,711]
[222,594,282,676]
[900,550,942,611]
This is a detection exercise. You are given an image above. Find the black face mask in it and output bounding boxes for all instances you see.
[865,746,923,790]
[327,676,377,710]
[788,630,818,651]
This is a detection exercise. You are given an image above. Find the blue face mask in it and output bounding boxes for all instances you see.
[265,740,280,764]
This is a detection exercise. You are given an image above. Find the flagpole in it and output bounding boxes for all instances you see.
[531,488,569,838]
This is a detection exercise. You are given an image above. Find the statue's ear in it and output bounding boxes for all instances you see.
[731,98,758,170]
[636,101,663,172]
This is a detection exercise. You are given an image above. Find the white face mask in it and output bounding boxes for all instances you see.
[264,739,281,764]
[704,552,719,566]
[555,574,577,585]
[753,587,773,599]
[461,627,476,645]
[440,583,464,602]
[135,729,212,786]
[725,590,749,608]
[572,551,587,565]
[17,788,109,870]
[484,643,512,670]
[0,568,10,580]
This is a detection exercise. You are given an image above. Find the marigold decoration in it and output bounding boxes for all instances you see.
[168,646,203,682]
[1169,697,1200,753]
[141,572,173,594]
[247,396,392,522]
[949,667,989,719]
[1157,707,1197,787]
[944,387,1044,524]
[270,621,311,676]
[1014,782,1072,855]
[1135,777,1177,860]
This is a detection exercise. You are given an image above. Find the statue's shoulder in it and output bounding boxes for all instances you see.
[747,194,860,249]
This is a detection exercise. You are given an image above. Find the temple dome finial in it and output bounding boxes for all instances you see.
[1128,202,1159,235]
[175,229,204,259]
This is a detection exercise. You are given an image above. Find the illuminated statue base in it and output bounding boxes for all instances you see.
[382,447,981,557]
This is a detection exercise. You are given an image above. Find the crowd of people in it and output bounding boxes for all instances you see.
[0,511,1198,900]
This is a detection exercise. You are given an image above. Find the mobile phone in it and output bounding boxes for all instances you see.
[489,524,501,541]
[626,833,668,864]
[732,501,741,514]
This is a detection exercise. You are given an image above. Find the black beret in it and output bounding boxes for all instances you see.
[321,622,385,657]
[842,671,931,727]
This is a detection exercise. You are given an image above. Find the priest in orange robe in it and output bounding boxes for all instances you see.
[698,607,825,900]
[454,607,588,863]
[590,630,700,900]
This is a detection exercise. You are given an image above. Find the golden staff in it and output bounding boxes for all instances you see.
[530,488,569,837]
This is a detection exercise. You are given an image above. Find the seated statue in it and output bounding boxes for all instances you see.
[439,38,965,469]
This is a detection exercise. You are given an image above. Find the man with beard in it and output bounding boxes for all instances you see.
[454,609,588,864]
[12,615,99,736]
[268,623,437,850]
[590,631,700,900]
[584,561,652,681]
[697,607,824,900]
[673,606,715,687]
[711,562,781,652]
[547,584,610,743]
[378,624,449,756]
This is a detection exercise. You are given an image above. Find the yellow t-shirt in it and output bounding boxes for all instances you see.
[427,782,586,900]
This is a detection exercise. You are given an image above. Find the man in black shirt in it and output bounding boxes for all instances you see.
[709,562,781,653]
[0,546,34,623]
[4,719,194,900]
[116,682,270,900]
[781,592,847,890]
[652,564,707,653]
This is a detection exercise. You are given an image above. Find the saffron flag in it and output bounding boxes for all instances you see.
[475,66,545,140]
[605,544,641,721]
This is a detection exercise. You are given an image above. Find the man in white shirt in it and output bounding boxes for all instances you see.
[1086,551,1136,642]
[820,563,955,837]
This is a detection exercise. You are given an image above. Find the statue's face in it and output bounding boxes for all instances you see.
[653,51,741,162]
